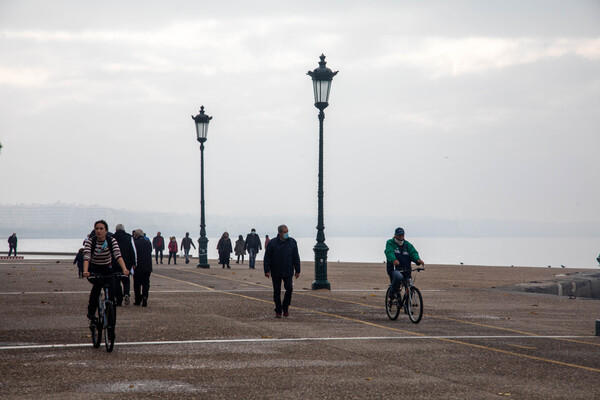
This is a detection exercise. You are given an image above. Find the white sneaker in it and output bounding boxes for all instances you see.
[124,294,130,306]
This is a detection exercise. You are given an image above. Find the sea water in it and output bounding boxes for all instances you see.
[2,237,599,268]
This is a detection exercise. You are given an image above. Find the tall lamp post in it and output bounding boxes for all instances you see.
[307,54,338,290]
[192,105,212,268]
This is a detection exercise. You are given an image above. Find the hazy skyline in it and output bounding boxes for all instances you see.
[1,1,599,230]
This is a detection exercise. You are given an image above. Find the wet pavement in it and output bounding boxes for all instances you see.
[1,259,599,399]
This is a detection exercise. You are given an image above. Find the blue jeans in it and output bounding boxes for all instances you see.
[184,248,191,263]
[248,248,257,268]
[389,270,408,299]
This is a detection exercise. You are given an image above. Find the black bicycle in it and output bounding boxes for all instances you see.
[385,267,424,323]
[87,272,121,352]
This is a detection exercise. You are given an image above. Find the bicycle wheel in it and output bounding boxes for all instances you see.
[91,295,103,348]
[104,302,115,352]
[385,286,400,320]
[407,287,423,323]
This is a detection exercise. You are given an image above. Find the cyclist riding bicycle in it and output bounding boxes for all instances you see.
[83,220,129,321]
[385,227,424,301]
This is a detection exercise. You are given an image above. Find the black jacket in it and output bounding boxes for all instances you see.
[263,237,300,278]
[134,236,153,273]
[152,235,165,251]
[245,233,262,252]
[113,229,136,269]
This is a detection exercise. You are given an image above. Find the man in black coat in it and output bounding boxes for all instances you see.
[263,225,300,318]
[113,224,136,306]
[133,229,153,307]
[245,228,262,269]
[7,233,17,257]
[152,232,165,264]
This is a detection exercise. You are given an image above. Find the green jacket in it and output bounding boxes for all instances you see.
[385,238,420,264]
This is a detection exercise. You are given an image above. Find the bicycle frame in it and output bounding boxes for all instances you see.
[386,266,424,323]
[87,272,121,352]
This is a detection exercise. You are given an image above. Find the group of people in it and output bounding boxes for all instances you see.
[77,219,423,326]
[151,232,197,265]
[216,229,270,269]
[78,221,154,323]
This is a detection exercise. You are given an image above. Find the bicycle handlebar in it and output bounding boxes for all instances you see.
[86,272,124,284]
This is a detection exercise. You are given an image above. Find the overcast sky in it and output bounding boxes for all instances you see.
[1,0,599,227]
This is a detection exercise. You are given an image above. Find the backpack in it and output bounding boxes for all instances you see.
[89,233,118,269]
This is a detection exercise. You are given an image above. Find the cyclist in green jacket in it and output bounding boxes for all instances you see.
[385,227,424,300]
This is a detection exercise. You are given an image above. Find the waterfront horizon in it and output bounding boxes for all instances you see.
[2,236,599,269]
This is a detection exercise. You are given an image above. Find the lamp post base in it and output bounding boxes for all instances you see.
[312,242,330,290]
[197,236,209,268]
[311,280,330,290]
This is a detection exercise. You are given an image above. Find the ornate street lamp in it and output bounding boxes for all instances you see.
[307,54,338,290]
[192,105,212,268]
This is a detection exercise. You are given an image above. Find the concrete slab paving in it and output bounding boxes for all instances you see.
[1,259,599,399]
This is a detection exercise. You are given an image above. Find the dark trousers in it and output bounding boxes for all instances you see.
[134,272,151,302]
[168,252,177,264]
[155,250,163,263]
[248,248,257,268]
[271,276,293,313]
[87,265,115,317]
[8,246,16,257]
[114,275,130,304]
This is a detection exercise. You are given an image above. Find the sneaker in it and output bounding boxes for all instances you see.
[142,298,147,307]
[283,311,289,317]
[124,295,130,306]
[275,313,282,318]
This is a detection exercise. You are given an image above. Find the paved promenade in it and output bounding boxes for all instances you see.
[1,259,599,399]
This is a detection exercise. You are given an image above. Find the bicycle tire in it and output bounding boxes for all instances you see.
[385,286,400,320]
[407,287,423,323]
[92,294,104,348]
[104,302,115,352]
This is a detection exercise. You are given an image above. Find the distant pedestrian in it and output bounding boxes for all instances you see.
[152,232,165,264]
[217,232,232,269]
[245,229,262,269]
[143,233,151,243]
[168,236,178,264]
[265,235,270,249]
[73,248,84,278]
[113,224,136,306]
[235,235,246,264]
[181,232,196,264]
[7,233,17,257]
[133,229,152,307]
[263,225,300,318]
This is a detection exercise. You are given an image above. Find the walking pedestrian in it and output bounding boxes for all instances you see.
[73,248,84,278]
[133,229,152,307]
[152,232,165,264]
[7,233,17,257]
[181,232,196,264]
[263,225,300,318]
[168,236,178,264]
[264,235,270,249]
[113,224,136,306]
[234,235,246,264]
[217,232,232,269]
[245,228,262,269]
